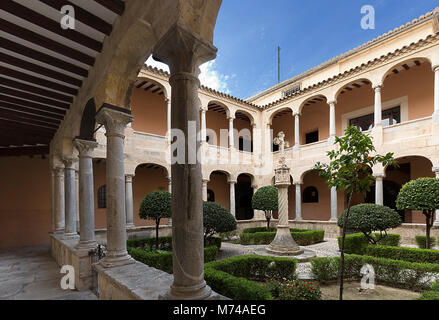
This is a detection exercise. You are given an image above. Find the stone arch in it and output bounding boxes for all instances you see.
[333,78,374,102]
[298,94,328,114]
[76,98,96,141]
[268,106,293,125]
[380,57,432,85]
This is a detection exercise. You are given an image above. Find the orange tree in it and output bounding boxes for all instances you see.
[314,126,396,300]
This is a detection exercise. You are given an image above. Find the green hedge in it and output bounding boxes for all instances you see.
[127,245,219,274]
[415,236,437,249]
[417,279,439,300]
[337,233,400,255]
[311,254,439,291]
[365,245,439,264]
[127,236,222,250]
[204,255,297,300]
[240,229,324,246]
[241,227,307,234]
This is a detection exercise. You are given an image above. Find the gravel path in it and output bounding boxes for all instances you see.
[219,238,340,279]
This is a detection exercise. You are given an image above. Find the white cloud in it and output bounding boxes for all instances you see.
[145,56,230,94]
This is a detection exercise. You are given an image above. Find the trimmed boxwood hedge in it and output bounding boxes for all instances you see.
[337,233,400,255]
[365,245,439,264]
[204,255,297,300]
[128,245,219,274]
[127,236,222,250]
[417,279,439,300]
[311,254,439,291]
[240,228,324,246]
[415,235,437,249]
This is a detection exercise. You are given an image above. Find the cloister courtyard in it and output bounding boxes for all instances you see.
[1,0,439,305]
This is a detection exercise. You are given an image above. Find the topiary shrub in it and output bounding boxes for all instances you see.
[337,203,402,245]
[204,255,297,300]
[251,186,278,230]
[396,178,439,249]
[365,245,439,264]
[415,235,437,249]
[139,191,171,249]
[203,201,236,241]
[337,233,400,255]
[240,229,325,246]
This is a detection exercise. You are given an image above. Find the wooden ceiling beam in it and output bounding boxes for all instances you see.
[39,0,113,36]
[0,37,88,77]
[0,94,67,115]
[94,0,125,15]
[0,86,69,109]
[0,102,64,120]
[0,65,78,96]
[0,51,82,87]
[0,107,60,125]
[0,77,73,103]
[0,17,95,66]
[0,145,50,157]
[0,1,102,52]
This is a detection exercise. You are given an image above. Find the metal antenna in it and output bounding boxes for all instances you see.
[277,46,281,84]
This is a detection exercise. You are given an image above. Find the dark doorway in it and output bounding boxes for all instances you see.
[235,174,254,220]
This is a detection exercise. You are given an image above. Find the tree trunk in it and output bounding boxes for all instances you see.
[156,218,160,250]
[340,191,353,301]
[425,211,432,250]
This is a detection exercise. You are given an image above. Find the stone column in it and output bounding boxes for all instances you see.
[75,170,80,231]
[294,113,300,150]
[154,24,218,300]
[433,167,439,226]
[201,108,207,143]
[228,179,236,217]
[330,186,338,221]
[267,166,303,255]
[374,85,383,127]
[228,116,235,148]
[166,98,172,144]
[328,101,336,142]
[73,139,98,249]
[167,176,172,226]
[375,175,384,206]
[63,157,79,239]
[434,66,439,121]
[295,182,302,221]
[125,174,135,229]
[53,166,65,234]
[96,106,135,268]
[202,179,209,202]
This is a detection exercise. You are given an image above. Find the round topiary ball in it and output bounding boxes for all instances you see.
[139,190,171,220]
[337,203,402,234]
[203,201,237,239]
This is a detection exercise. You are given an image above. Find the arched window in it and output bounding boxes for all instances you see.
[303,186,318,203]
[207,189,215,202]
[98,185,106,208]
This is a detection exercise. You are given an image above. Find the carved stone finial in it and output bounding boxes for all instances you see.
[273,131,290,165]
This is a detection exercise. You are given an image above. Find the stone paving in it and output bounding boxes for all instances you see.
[219,238,341,279]
[0,245,97,300]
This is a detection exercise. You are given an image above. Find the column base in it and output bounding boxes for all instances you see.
[126,223,135,230]
[329,217,338,222]
[267,226,303,256]
[294,218,303,222]
[61,233,80,240]
[74,240,98,250]
[159,281,220,300]
[99,250,135,268]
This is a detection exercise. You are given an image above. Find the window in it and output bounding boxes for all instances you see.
[350,106,400,131]
[282,84,301,97]
[98,185,106,208]
[305,130,318,144]
[303,186,318,203]
[207,189,215,202]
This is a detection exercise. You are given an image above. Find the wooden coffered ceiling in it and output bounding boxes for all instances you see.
[0,0,124,157]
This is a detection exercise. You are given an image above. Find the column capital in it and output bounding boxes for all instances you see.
[327,100,337,106]
[228,179,237,184]
[293,181,303,186]
[228,116,235,121]
[62,156,78,170]
[373,84,383,91]
[293,112,301,117]
[153,22,217,77]
[202,178,210,184]
[432,65,439,73]
[73,139,98,158]
[432,167,439,175]
[125,174,134,182]
[53,165,65,176]
[96,104,133,138]
[373,173,385,180]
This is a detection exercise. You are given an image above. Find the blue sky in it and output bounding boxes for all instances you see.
[148,1,439,99]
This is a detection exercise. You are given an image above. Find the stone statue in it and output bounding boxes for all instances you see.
[273,132,289,165]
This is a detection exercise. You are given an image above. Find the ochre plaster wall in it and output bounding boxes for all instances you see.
[130,88,167,135]
[207,172,230,210]
[0,157,51,248]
